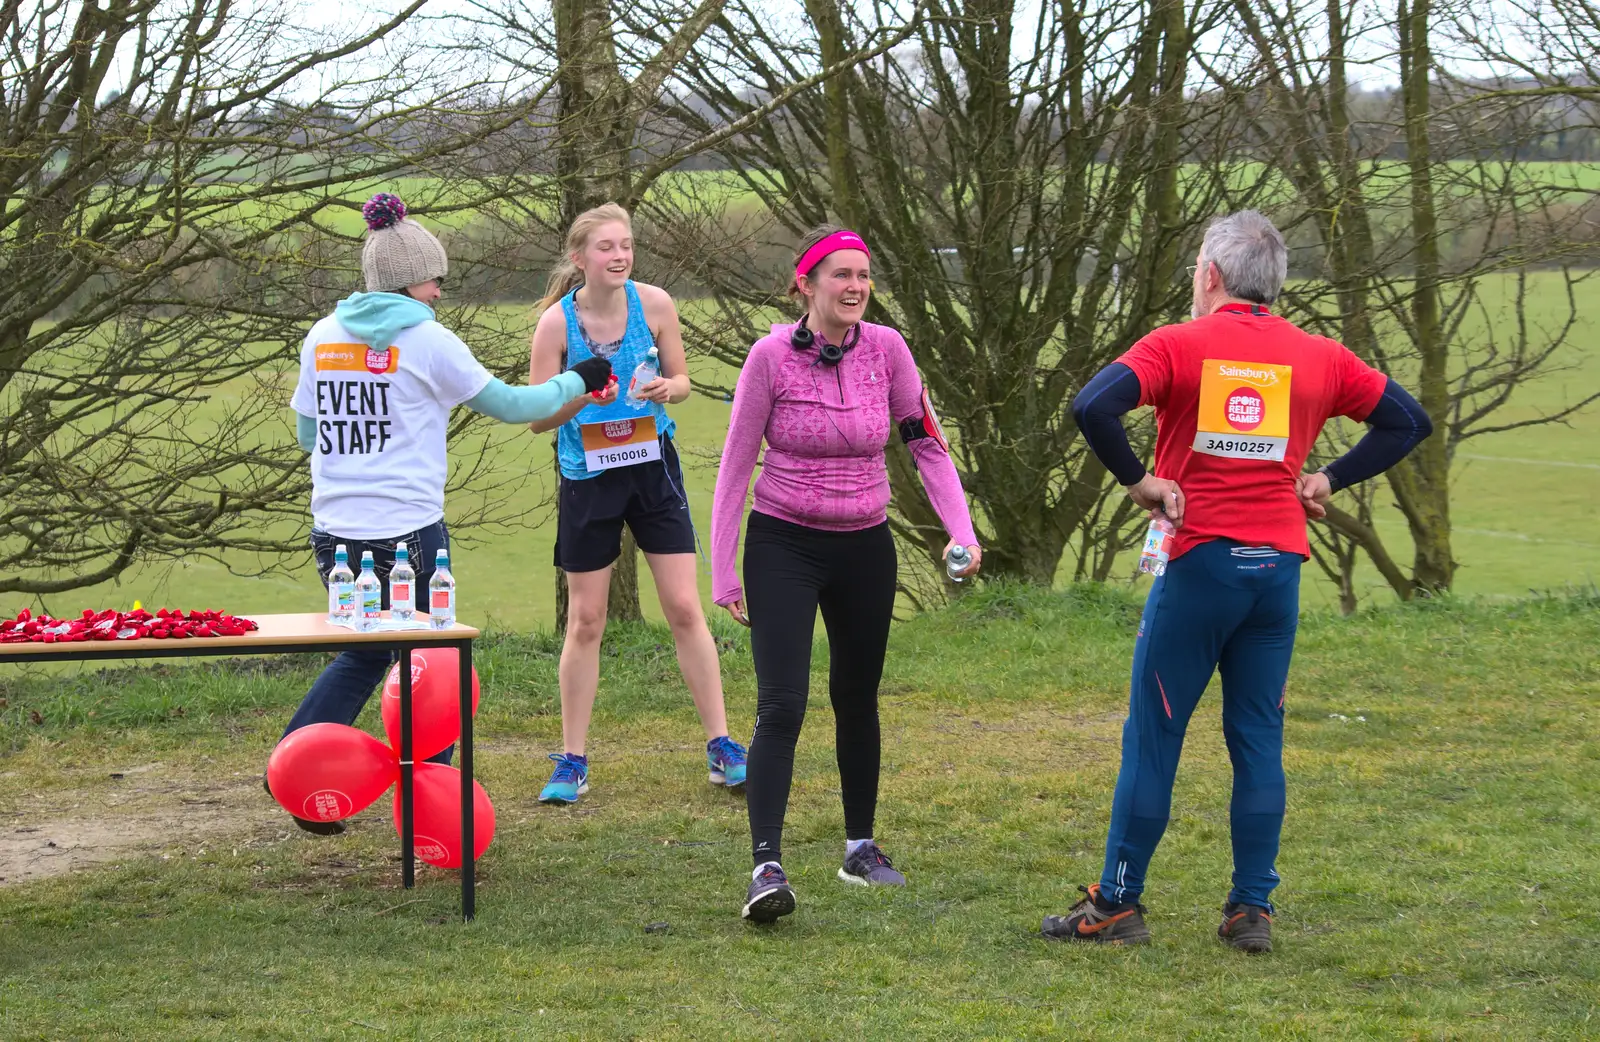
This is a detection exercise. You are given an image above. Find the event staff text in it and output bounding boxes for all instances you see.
[315,380,393,454]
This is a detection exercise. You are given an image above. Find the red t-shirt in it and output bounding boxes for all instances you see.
[1117,303,1387,561]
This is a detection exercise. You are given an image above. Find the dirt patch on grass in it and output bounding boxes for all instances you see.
[0,763,285,886]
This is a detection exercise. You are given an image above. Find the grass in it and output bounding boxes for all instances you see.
[0,584,1596,1038]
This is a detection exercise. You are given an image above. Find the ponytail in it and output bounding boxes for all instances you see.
[539,259,584,312]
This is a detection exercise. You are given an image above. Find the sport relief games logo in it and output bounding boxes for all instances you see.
[1225,386,1266,432]
[602,419,637,442]
[414,835,452,864]
[302,789,354,821]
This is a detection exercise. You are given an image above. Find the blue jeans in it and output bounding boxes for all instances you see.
[280,520,453,764]
[1100,539,1301,911]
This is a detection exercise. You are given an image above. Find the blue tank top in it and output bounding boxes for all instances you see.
[556,280,677,480]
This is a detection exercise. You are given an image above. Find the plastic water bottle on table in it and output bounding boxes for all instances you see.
[389,542,416,621]
[355,551,382,631]
[429,549,456,630]
[327,544,356,624]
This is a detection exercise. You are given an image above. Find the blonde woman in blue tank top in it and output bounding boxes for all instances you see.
[527,203,747,803]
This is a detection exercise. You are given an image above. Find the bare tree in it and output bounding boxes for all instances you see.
[0,0,564,599]
[1211,0,1598,597]
[459,0,922,625]
[657,0,1240,588]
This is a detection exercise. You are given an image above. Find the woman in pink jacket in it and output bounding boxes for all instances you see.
[712,225,981,923]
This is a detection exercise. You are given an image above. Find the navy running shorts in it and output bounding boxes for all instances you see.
[554,436,696,573]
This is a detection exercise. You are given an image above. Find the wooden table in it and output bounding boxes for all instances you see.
[0,612,483,920]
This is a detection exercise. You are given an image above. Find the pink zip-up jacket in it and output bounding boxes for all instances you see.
[711,320,978,606]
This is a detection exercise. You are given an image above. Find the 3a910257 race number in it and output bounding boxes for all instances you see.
[1193,359,1292,462]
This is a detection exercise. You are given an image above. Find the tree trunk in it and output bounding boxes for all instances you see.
[1394,0,1455,593]
[552,0,644,624]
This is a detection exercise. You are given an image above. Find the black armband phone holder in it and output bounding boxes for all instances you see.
[898,387,950,453]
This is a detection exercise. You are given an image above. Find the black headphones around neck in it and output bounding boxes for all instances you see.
[790,313,860,367]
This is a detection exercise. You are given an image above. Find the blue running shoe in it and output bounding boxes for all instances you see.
[707,735,748,788]
[538,752,589,804]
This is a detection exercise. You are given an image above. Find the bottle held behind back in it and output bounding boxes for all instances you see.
[626,346,660,408]
[355,551,382,631]
[1138,515,1176,577]
[389,542,416,621]
[429,549,456,630]
[326,544,356,624]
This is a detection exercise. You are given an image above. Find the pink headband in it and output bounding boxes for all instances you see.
[795,230,872,278]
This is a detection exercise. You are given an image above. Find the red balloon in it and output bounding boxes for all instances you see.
[381,648,481,761]
[267,723,397,823]
[392,762,496,868]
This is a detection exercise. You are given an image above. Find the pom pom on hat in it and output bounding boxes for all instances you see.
[359,190,447,292]
[363,192,408,231]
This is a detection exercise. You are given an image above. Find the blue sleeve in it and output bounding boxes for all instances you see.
[1070,363,1147,487]
[464,372,586,424]
[1322,378,1432,492]
[296,412,317,453]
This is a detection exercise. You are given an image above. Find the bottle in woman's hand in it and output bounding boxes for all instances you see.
[627,347,660,407]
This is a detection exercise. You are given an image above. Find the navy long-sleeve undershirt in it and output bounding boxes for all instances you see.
[1322,379,1432,491]
[1070,363,1147,486]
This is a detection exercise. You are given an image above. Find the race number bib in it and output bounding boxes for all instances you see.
[581,415,660,472]
[1193,359,1292,461]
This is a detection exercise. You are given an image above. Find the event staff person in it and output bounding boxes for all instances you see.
[712,225,982,923]
[527,203,748,805]
[1044,210,1431,950]
[279,192,611,834]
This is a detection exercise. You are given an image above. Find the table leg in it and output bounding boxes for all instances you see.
[459,639,475,922]
[399,645,415,890]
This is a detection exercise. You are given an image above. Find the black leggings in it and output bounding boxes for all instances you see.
[743,511,897,863]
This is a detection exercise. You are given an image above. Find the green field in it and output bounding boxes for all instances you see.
[4,270,1595,629]
[0,586,1595,1038]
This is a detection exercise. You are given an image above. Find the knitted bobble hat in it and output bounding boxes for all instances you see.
[360,192,448,293]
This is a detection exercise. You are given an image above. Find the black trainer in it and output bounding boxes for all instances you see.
[742,862,796,923]
[1041,884,1152,945]
[1218,901,1273,953]
[264,773,346,836]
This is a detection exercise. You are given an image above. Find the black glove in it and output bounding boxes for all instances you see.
[570,357,612,394]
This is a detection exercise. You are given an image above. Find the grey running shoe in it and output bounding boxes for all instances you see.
[1218,901,1273,953]
[1041,884,1152,945]
[742,863,796,923]
[838,843,906,887]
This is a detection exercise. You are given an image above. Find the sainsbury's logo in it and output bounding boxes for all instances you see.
[1216,363,1280,386]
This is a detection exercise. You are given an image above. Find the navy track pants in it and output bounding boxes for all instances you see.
[1100,538,1301,910]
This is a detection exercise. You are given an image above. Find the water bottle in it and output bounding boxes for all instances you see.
[626,346,660,408]
[389,542,416,621]
[355,551,382,631]
[326,544,356,624]
[429,549,456,630]
[1138,515,1176,577]
[946,545,972,583]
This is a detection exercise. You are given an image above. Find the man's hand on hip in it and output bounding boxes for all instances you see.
[1296,471,1333,520]
[1126,474,1185,527]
